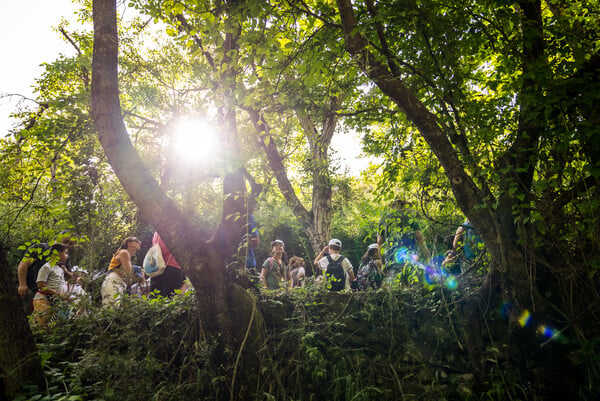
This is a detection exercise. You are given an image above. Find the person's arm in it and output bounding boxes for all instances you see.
[36,281,61,297]
[347,269,356,283]
[314,246,329,268]
[260,267,269,289]
[116,250,134,282]
[119,250,133,273]
[251,232,260,248]
[452,226,465,250]
[344,260,356,283]
[286,267,293,288]
[376,234,385,259]
[17,258,34,297]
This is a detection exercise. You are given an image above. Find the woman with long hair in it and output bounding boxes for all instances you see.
[101,236,142,306]
[288,256,306,288]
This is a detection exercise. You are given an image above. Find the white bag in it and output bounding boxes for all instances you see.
[143,244,166,277]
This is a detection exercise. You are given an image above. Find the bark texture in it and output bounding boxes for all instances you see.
[0,245,44,399]
[91,0,258,359]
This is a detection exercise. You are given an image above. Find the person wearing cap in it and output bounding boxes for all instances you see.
[260,239,290,290]
[315,239,355,291]
[356,243,384,291]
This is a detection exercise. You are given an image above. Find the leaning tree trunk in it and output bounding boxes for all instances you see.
[91,0,262,364]
[335,0,537,313]
[334,0,543,379]
[0,245,45,399]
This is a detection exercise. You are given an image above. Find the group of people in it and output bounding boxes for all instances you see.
[258,238,382,292]
[16,231,80,325]
[258,199,483,292]
[15,230,190,325]
[16,201,483,325]
[100,232,189,306]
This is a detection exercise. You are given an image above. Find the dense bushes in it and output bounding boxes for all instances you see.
[14,281,483,401]
[15,276,593,401]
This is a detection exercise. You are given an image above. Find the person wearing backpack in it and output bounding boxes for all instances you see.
[32,243,72,326]
[357,243,384,291]
[452,218,484,273]
[17,231,77,314]
[149,232,188,297]
[316,239,356,292]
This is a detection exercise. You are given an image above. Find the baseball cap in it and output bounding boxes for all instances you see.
[271,239,285,247]
[368,243,378,250]
[328,238,342,248]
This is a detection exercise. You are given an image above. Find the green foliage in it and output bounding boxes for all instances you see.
[16,285,483,401]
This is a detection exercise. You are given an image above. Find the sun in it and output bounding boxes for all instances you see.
[172,118,219,162]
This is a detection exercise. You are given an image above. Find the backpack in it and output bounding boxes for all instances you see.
[24,243,51,293]
[325,255,346,292]
[357,259,384,291]
[143,244,166,277]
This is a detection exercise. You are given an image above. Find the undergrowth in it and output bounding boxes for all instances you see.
[13,279,594,401]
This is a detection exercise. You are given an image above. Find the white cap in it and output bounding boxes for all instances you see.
[368,243,378,250]
[328,238,342,248]
[271,239,285,247]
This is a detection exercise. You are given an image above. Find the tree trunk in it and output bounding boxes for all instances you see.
[0,245,45,399]
[335,0,536,311]
[248,105,339,254]
[91,0,259,360]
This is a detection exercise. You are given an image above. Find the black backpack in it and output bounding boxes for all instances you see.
[24,243,50,293]
[325,255,346,292]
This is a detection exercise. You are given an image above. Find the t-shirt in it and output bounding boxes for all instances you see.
[318,254,353,290]
[262,257,286,289]
[34,262,65,300]
[357,258,383,291]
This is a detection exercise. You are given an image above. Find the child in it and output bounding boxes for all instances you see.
[288,256,306,288]
[33,243,70,326]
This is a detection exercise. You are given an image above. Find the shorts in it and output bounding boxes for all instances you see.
[32,297,52,325]
[150,265,186,297]
[101,271,128,306]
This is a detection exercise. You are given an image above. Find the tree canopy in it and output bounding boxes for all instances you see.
[1,0,599,399]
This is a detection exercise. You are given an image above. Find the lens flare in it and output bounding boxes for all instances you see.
[498,302,512,319]
[394,247,409,264]
[518,310,532,328]
[445,276,458,290]
[538,325,555,339]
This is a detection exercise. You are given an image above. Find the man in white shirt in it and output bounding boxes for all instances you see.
[315,239,355,291]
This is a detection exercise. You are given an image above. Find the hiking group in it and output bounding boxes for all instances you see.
[257,199,484,292]
[15,200,483,324]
